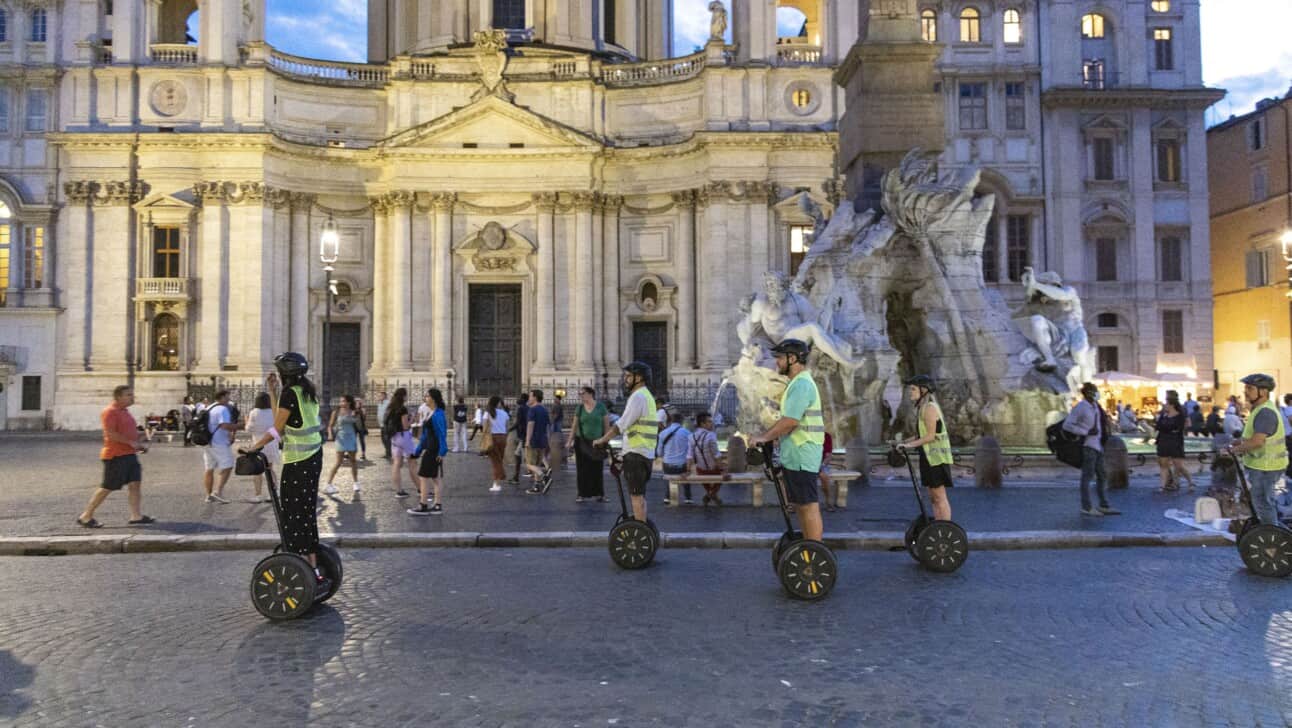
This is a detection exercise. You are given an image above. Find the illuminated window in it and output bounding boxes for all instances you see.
[790,225,813,275]
[1156,139,1181,183]
[1153,28,1173,70]
[959,8,981,43]
[153,226,181,278]
[791,88,812,109]
[921,9,937,42]
[1081,13,1105,39]
[152,313,180,371]
[22,225,42,288]
[1003,9,1022,44]
[1151,0,1170,12]
[0,219,8,307]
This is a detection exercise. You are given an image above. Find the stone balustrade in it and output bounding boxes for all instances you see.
[150,44,199,65]
[601,51,707,87]
[135,278,192,300]
[775,44,822,65]
[268,48,391,87]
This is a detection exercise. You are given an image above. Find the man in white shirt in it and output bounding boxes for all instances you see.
[202,390,240,504]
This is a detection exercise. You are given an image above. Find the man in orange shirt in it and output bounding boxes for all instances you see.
[77,385,153,528]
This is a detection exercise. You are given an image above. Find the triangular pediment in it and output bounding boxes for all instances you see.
[133,189,198,211]
[380,96,602,151]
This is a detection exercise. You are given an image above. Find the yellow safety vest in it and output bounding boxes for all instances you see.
[625,388,658,454]
[780,370,825,450]
[918,399,954,467]
[1242,399,1289,472]
[282,386,322,464]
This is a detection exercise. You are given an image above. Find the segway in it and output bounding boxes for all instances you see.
[892,445,969,573]
[1227,449,1292,578]
[602,447,660,569]
[238,449,344,620]
[749,442,837,600]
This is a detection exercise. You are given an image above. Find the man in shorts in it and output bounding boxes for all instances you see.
[524,389,553,494]
[595,361,658,523]
[1230,373,1288,526]
[749,340,825,542]
[78,385,153,528]
[202,390,240,504]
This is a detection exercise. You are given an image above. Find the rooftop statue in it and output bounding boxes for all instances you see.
[708,1,728,41]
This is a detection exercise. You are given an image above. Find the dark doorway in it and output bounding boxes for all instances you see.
[469,284,523,395]
[631,321,669,396]
[323,323,362,404]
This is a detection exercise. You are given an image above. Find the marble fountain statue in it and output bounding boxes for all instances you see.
[725,151,1095,447]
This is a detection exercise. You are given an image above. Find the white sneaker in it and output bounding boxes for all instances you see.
[352,481,362,493]
[322,483,340,496]
[207,493,230,504]
[489,483,503,492]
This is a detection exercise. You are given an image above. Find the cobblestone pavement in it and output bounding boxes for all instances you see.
[1,547,1290,726]
[1,436,1221,538]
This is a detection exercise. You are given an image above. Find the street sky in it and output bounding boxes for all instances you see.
[257,0,1290,124]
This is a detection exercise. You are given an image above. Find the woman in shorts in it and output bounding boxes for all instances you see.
[384,388,418,499]
[324,394,361,496]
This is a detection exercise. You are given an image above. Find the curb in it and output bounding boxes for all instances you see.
[0,529,1232,556]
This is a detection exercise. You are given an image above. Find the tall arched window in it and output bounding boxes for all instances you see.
[1003,8,1022,44]
[29,8,47,42]
[152,314,180,371]
[921,9,937,42]
[1081,13,1106,39]
[959,8,981,43]
[0,9,8,43]
[0,202,10,307]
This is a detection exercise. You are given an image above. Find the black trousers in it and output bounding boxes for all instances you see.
[575,444,605,498]
[279,449,323,556]
[381,427,392,458]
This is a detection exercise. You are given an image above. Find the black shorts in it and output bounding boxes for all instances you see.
[918,450,954,489]
[623,453,653,496]
[782,467,820,505]
[101,454,142,491]
[418,451,442,478]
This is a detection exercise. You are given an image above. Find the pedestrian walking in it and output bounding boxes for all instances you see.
[688,411,725,506]
[594,362,658,524]
[819,431,839,512]
[658,411,691,504]
[1187,400,1205,437]
[376,391,392,460]
[384,388,418,498]
[181,396,196,446]
[77,385,153,528]
[452,396,469,453]
[248,352,332,596]
[1229,374,1288,526]
[1205,406,1223,437]
[242,392,278,503]
[483,395,510,492]
[568,386,610,502]
[748,340,826,542]
[524,390,554,494]
[509,394,530,484]
[201,390,240,504]
[1225,395,1240,417]
[354,398,369,461]
[1063,382,1120,517]
[470,400,484,444]
[1155,393,1193,492]
[896,375,954,521]
[1283,394,1292,479]
[409,388,449,515]
[1224,408,1245,438]
[323,394,361,496]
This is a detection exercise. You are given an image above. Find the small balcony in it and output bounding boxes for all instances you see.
[1081,67,1120,90]
[775,44,823,66]
[150,43,198,65]
[136,277,192,301]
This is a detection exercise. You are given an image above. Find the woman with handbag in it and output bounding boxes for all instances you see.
[483,395,510,492]
[566,386,610,503]
[383,388,418,499]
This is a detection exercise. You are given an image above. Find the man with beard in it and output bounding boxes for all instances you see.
[1229,374,1288,526]
[594,362,658,523]
[749,340,826,542]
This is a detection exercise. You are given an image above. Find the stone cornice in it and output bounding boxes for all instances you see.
[68,180,148,206]
[697,180,778,206]
[668,190,698,211]
[532,192,559,211]
[1041,87,1226,111]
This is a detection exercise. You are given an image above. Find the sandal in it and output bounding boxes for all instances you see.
[77,518,102,529]
[825,504,837,513]
[128,516,156,525]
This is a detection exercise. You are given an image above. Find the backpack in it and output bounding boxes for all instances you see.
[1046,418,1085,469]
[190,408,213,446]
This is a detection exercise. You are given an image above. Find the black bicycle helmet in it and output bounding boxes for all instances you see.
[623,360,652,380]
[274,352,309,378]
[904,374,936,391]
[771,339,811,360]
[1241,373,1276,391]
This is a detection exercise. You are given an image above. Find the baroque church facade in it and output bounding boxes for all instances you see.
[0,0,1218,429]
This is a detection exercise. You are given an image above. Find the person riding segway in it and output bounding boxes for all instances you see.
[892,375,969,572]
[594,361,661,566]
[748,339,838,600]
[244,352,343,619]
[1228,373,1292,577]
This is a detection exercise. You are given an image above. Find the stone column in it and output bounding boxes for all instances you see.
[430,192,456,370]
[387,191,415,371]
[88,182,142,369]
[671,189,698,370]
[60,182,93,370]
[591,196,605,370]
[534,192,558,368]
[697,183,730,370]
[370,197,390,372]
[411,197,433,367]
[571,192,596,371]
[288,193,315,354]
[602,195,623,368]
[193,182,227,372]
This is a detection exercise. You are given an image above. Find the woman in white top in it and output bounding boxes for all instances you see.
[483,395,510,492]
[243,392,278,503]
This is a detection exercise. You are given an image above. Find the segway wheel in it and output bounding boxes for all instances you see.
[904,515,929,562]
[250,553,317,620]
[314,543,343,602]
[609,520,658,570]
[777,540,837,600]
[1238,524,1292,578]
[772,530,802,574]
[914,520,969,573]
[646,518,660,541]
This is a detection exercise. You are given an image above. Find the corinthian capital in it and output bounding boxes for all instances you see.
[429,192,457,211]
[289,192,317,212]
[64,181,97,204]
[670,189,698,209]
[568,191,598,211]
[92,181,148,206]
[532,192,559,211]
[383,190,416,209]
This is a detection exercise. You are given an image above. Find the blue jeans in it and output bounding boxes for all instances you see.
[1080,447,1109,511]
[1246,468,1284,526]
[663,463,690,500]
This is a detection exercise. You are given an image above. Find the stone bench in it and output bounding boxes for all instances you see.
[663,470,863,508]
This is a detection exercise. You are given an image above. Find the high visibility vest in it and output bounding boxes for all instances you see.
[282,386,322,464]
[780,371,825,449]
[918,399,954,467]
[1242,399,1289,472]
[625,388,658,453]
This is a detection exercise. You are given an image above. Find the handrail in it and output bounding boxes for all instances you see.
[602,50,707,87]
[267,48,390,86]
[150,43,198,65]
[775,44,822,65]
